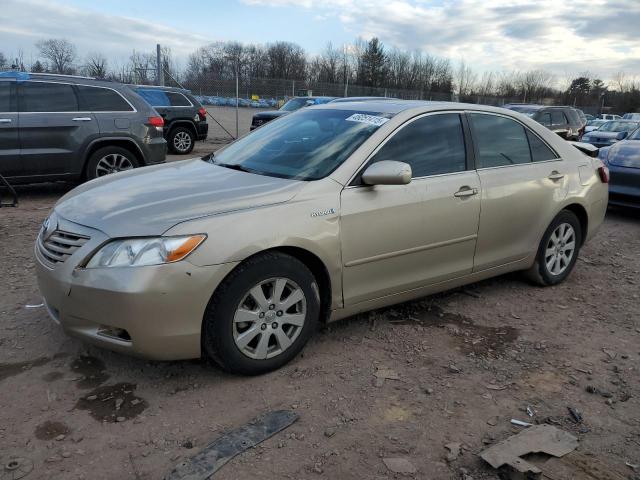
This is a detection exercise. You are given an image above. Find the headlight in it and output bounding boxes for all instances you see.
[86,235,206,268]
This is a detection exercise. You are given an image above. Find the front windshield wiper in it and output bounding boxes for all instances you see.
[215,162,260,175]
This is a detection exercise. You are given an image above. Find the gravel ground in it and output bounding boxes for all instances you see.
[0,123,639,479]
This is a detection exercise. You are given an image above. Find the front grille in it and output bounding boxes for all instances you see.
[37,230,89,266]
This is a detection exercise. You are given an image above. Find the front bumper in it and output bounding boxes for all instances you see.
[34,216,237,360]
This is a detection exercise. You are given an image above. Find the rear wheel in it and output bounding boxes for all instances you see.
[169,126,195,154]
[203,252,320,375]
[525,210,582,286]
[86,146,139,180]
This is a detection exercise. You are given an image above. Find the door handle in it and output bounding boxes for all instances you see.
[548,171,565,181]
[454,187,478,198]
[72,117,92,122]
[0,118,12,123]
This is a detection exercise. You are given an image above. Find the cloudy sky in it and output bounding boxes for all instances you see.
[2,0,639,81]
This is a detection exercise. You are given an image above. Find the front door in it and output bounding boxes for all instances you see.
[340,112,481,306]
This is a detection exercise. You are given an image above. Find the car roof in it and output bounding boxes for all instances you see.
[314,99,526,116]
[330,96,395,103]
[0,71,126,89]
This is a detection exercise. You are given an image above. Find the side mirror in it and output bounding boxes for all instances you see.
[616,131,628,140]
[362,161,412,186]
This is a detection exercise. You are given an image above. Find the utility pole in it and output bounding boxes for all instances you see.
[156,44,164,86]
[235,65,239,139]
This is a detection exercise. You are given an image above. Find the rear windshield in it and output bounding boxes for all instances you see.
[210,109,393,181]
[136,88,193,107]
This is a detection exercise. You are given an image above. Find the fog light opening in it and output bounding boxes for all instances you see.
[97,326,132,342]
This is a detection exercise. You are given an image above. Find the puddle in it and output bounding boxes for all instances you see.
[74,382,147,423]
[34,420,70,440]
[42,371,64,382]
[0,353,67,383]
[388,304,518,356]
[71,355,109,389]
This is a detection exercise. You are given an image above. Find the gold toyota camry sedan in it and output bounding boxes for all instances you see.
[35,100,609,375]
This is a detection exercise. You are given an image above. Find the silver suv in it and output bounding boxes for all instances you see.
[0,72,166,184]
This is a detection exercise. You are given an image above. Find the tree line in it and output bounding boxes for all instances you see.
[3,37,640,113]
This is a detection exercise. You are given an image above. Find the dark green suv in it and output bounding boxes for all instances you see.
[0,72,167,184]
[133,86,208,154]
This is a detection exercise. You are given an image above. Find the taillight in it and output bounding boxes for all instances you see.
[597,165,609,183]
[148,116,164,128]
[198,107,207,121]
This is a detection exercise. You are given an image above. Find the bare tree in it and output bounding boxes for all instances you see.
[454,59,476,96]
[84,52,108,78]
[36,38,76,74]
[0,52,6,69]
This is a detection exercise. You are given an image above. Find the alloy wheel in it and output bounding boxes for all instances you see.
[173,131,192,153]
[233,277,307,360]
[545,222,576,276]
[95,153,134,177]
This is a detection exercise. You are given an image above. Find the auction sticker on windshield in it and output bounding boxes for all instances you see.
[345,113,390,127]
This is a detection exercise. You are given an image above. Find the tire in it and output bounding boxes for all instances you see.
[203,252,320,375]
[86,146,139,180]
[168,126,195,154]
[525,210,582,286]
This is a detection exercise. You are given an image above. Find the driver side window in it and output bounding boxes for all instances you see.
[370,113,467,178]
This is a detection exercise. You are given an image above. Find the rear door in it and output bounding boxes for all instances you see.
[468,112,567,271]
[18,81,99,176]
[0,79,20,177]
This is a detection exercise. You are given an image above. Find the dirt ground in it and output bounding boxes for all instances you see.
[1,123,639,479]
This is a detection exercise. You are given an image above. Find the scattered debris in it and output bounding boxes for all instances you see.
[24,303,43,309]
[480,425,577,478]
[382,457,417,475]
[567,407,583,424]
[526,406,535,417]
[487,416,499,426]
[373,367,400,387]
[511,419,533,428]
[165,410,298,479]
[445,442,461,462]
[602,348,617,360]
[486,384,508,391]
[2,457,34,479]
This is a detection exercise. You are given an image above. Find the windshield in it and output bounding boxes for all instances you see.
[628,128,640,140]
[280,98,311,112]
[506,106,538,117]
[598,121,639,132]
[210,109,392,180]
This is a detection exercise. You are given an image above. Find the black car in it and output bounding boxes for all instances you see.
[0,72,166,184]
[134,86,208,154]
[504,104,586,140]
[250,96,336,130]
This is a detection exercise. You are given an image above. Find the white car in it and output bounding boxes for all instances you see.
[600,114,621,121]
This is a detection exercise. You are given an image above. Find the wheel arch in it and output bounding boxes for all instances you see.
[562,203,588,246]
[168,120,197,137]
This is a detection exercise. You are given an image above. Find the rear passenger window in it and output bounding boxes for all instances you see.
[551,110,566,125]
[21,82,78,112]
[526,130,558,162]
[165,92,191,107]
[370,113,466,178]
[77,85,133,112]
[0,82,11,111]
[470,113,531,167]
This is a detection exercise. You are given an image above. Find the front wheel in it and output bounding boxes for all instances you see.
[203,252,320,375]
[525,210,582,286]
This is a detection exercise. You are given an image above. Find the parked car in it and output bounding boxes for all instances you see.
[599,128,640,208]
[133,86,208,155]
[580,120,640,148]
[503,104,585,140]
[600,114,622,121]
[330,96,395,103]
[250,96,336,130]
[585,114,595,121]
[622,113,640,121]
[35,100,608,374]
[0,72,166,183]
[584,119,606,133]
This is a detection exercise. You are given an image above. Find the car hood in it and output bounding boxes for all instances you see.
[253,110,289,120]
[54,159,305,237]
[607,141,640,168]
